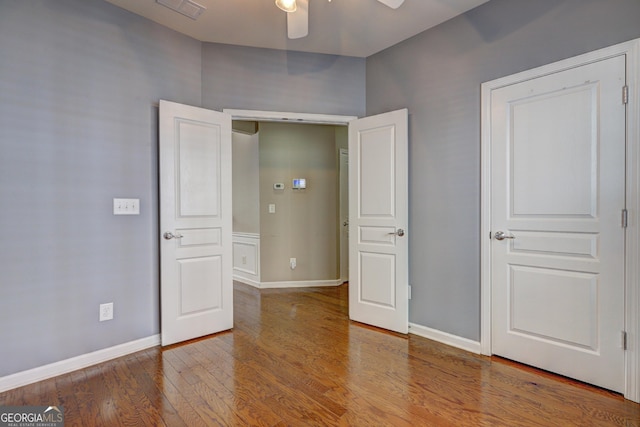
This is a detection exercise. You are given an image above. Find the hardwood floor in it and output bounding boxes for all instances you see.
[1,282,639,426]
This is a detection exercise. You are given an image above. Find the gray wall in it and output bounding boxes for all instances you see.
[0,0,366,378]
[0,0,202,376]
[201,43,366,117]
[366,0,640,340]
[232,131,260,234]
[259,123,339,282]
[4,0,639,379]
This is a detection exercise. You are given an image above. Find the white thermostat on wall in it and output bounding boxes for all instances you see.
[292,178,307,189]
[274,183,285,190]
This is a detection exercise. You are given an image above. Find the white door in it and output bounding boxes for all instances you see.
[349,109,409,334]
[159,100,233,346]
[339,149,349,284]
[490,56,626,392]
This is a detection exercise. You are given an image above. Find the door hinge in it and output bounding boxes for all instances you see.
[622,209,628,228]
[623,85,629,104]
[622,331,628,350]
[408,285,412,300]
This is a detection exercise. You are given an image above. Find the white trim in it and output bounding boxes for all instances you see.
[480,38,640,402]
[232,277,343,289]
[480,74,493,357]
[0,335,160,393]
[409,323,482,354]
[233,276,261,288]
[259,279,343,289]
[624,39,640,404]
[232,232,260,239]
[339,148,350,284]
[223,109,357,125]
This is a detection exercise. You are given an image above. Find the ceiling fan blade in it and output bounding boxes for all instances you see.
[377,0,405,9]
[287,0,308,39]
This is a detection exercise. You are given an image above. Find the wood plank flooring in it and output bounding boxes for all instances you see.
[1,282,639,426]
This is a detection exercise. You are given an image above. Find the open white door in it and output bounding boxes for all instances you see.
[159,100,233,346]
[348,109,409,334]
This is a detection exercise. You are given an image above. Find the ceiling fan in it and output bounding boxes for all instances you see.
[275,0,405,39]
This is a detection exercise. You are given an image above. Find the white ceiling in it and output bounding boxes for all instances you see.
[104,0,490,58]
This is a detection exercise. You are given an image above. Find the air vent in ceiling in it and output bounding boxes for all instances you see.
[156,0,206,20]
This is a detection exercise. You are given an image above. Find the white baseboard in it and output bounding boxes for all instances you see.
[409,323,481,354]
[0,334,160,393]
[233,277,343,289]
[233,275,261,288]
[259,279,343,289]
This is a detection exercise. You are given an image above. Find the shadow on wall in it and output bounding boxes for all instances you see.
[285,50,341,75]
[464,0,559,43]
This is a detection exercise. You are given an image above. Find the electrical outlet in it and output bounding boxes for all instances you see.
[290,257,297,270]
[99,303,114,321]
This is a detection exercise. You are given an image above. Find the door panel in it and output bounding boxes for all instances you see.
[160,100,233,346]
[510,84,598,217]
[359,127,396,216]
[179,256,223,314]
[491,56,626,392]
[360,252,396,307]
[177,120,221,217]
[509,266,598,349]
[349,109,408,334]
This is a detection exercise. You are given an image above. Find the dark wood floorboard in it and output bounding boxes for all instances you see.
[1,281,639,426]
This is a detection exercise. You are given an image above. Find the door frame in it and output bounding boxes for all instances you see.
[480,38,640,402]
[223,109,357,125]
[339,148,349,284]
[224,108,357,286]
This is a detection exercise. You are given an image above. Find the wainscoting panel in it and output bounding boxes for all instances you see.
[233,233,260,287]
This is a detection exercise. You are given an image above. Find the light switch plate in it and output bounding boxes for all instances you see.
[113,198,140,215]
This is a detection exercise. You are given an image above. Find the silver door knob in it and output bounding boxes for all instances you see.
[388,229,405,237]
[163,231,184,240]
[494,231,515,241]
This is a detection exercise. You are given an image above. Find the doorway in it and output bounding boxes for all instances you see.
[480,38,640,402]
[225,108,410,335]
[231,120,349,288]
